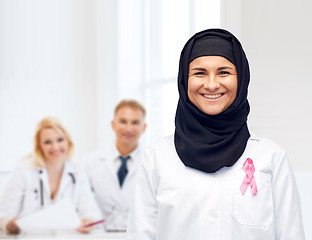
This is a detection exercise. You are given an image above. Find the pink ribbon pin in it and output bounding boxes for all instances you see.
[240,158,257,195]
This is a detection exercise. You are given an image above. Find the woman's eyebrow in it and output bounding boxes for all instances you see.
[189,67,207,72]
[217,66,234,71]
[190,66,235,72]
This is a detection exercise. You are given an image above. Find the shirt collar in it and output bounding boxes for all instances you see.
[112,143,142,161]
[35,160,76,174]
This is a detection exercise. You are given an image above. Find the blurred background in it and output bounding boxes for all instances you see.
[0,0,311,237]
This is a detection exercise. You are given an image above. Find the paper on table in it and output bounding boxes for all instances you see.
[16,199,81,230]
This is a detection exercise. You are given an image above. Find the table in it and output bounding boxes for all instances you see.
[0,229,126,240]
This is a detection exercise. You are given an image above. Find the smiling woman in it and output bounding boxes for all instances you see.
[39,128,69,166]
[126,28,305,240]
[188,56,238,115]
[0,117,102,234]
[33,117,74,169]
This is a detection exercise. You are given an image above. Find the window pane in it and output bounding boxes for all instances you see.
[117,0,221,144]
[191,0,221,33]
[145,80,178,144]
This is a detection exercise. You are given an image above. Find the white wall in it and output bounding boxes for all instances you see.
[94,0,119,152]
[0,0,114,170]
[221,0,312,172]
[221,0,312,237]
[0,1,88,169]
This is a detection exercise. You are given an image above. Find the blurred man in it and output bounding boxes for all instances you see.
[83,99,147,231]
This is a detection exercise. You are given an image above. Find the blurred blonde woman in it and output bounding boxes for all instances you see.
[0,117,102,234]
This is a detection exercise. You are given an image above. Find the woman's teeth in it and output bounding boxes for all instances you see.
[203,94,222,99]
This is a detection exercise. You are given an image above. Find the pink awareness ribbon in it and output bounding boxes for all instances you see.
[240,158,258,195]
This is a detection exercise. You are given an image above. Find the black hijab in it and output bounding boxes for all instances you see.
[174,28,250,173]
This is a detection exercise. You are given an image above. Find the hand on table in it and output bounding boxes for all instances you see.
[6,217,20,234]
[76,218,93,234]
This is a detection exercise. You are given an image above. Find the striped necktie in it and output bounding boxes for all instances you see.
[117,156,130,187]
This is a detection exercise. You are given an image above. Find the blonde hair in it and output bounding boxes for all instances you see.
[33,117,74,168]
[114,99,146,118]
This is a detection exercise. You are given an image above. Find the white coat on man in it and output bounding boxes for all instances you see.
[127,135,305,240]
[83,144,142,231]
[0,158,102,232]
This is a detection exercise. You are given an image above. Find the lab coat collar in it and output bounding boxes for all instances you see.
[35,161,76,175]
[99,143,143,162]
[98,143,143,186]
[36,161,76,204]
[118,145,143,181]
[248,133,260,141]
[111,143,143,167]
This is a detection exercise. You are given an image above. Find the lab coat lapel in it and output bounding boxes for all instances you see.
[101,145,121,187]
[38,168,51,206]
[125,146,142,182]
[102,145,129,211]
[57,162,75,200]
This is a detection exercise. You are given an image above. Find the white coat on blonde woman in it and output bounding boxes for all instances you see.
[0,158,102,232]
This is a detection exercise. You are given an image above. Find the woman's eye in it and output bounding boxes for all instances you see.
[194,72,205,76]
[218,71,232,76]
[43,140,51,145]
[57,138,64,142]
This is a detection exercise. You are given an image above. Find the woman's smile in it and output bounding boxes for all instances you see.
[188,56,237,115]
[202,93,223,100]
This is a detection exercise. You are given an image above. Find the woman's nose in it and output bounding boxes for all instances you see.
[203,75,220,91]
[51,142,59,150]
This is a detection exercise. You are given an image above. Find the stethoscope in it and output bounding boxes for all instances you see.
[36,169,76,206]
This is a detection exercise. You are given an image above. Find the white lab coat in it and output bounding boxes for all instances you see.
[127,135,305,240]
[83,144,142,230]
[0,158,102,232]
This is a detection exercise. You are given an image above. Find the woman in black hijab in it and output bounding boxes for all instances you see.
[127,29,304,240]
[175,29,250,173]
